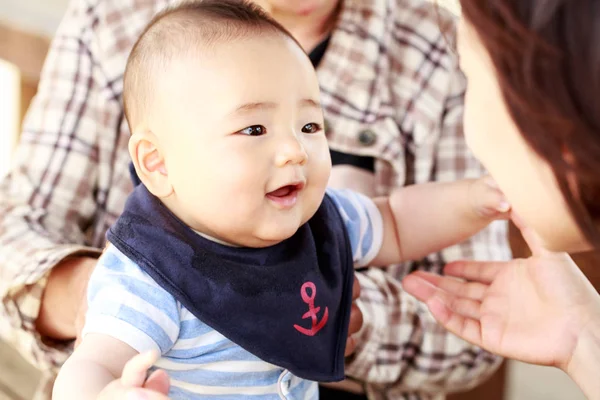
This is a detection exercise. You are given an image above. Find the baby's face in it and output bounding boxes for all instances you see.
[154,35,331,247]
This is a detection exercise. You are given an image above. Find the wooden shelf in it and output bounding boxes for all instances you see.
[0,23,49,84]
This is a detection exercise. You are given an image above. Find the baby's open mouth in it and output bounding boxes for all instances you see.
[266,182,305,208]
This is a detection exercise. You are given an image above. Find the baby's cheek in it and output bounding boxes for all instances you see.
[309,148,332,184]
[312,162,329,184]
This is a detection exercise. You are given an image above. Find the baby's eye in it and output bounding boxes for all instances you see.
[301,123,322,134]
[238,125,266,136]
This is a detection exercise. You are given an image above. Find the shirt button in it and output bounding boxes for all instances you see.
[357,129,377,146]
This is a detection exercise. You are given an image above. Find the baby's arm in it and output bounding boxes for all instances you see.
[53,335,168,399]
[51,244,179,399]
[372,177,509,266]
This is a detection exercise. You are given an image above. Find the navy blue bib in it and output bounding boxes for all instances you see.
[107,184,354,382]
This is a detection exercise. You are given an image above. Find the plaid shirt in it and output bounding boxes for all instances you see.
[0,0,510,399]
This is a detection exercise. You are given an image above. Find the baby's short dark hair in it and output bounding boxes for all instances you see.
[123,0,299,131]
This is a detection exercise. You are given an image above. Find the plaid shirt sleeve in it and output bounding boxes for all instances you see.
[0,0,121,374]
[343,16,512,398]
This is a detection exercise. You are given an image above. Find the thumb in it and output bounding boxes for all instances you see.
[144,369,170,395]
[121,350,160,387]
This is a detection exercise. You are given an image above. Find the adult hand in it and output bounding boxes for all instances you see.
[37,256,97,342]
[402,214,600,370]
[71,257,96,348]
[345,274,363,356]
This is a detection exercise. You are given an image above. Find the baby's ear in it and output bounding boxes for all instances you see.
[128,129,173,198]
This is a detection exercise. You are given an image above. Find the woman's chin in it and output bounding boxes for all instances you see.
[539,231,593,254]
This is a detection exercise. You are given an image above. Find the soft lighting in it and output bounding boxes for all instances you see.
[437,0,461,15]
[0,58,20,179]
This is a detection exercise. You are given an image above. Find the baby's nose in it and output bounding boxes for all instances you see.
[275,136,308,167]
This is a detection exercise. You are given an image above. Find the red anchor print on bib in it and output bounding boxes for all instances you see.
[293,281,329,336]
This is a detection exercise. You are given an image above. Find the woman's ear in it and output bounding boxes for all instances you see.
[128,130,173,198]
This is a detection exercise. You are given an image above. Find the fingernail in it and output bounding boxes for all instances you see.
[496,201,511,212]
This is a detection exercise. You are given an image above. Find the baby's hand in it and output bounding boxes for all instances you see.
[98,351,170,400]
[469,177,511,220]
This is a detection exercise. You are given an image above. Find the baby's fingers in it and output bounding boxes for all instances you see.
[99,378,169,400]
[125,388,171,400]
[122,350,160,388]
[144,369,170,395]
[471,177,511,219]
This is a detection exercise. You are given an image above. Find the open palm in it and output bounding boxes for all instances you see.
[403,216,600,369]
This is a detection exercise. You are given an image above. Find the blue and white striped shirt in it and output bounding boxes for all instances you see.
[83,188,383,399]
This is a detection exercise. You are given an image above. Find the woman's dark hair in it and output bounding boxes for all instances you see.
[459,0,600,246]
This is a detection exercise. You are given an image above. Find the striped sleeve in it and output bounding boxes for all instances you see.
[326,188,383,268]
[82,245,180,355]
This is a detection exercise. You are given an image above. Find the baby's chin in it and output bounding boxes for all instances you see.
[249,225,303,248]
[207,223,297,248]
[216,200,322,248]
[245,206,319,246]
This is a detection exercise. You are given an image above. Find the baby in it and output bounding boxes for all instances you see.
[53,1,509,399]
